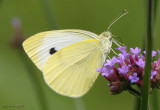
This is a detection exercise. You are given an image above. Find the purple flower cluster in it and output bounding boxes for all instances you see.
[97,46,160,95]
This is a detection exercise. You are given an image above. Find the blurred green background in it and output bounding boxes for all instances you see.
[0,0,160,110]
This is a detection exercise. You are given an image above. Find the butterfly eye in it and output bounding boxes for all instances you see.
[49,48,57,55]
[103,31,112,38]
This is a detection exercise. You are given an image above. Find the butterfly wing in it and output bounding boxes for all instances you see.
[43,39,105,97]
[22,29,99,71]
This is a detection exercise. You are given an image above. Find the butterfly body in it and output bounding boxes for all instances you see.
[98,31,112,54]
[23,29,113,97]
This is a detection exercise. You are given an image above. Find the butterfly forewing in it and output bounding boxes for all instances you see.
[43,39,105,97]
[22,30,99,71]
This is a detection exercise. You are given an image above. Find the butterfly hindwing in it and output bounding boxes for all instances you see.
[43,39,105,97]
[22,30,99,71]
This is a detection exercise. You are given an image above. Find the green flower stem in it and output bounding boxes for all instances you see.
[73,98,86,110]
[40,0,58,29]
[18,46,49,110]
[154,0,158,19]
[151,90,159,110]
[151,0,159,109]
[135,97,141,110]
[128,86,141,100]
[0,0,3,5]
[140,0,154,110]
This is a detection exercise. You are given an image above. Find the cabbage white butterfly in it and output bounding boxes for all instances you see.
[23,10,128,97]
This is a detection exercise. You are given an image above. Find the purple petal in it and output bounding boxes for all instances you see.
[104,59,112,66]
[140,54,144,58]
[118,52,128,60]
[105,56,118,66]
[143,50,157,57]
[131,80,135,84]
[152,51,157,57]
[111,86,115,89]
[136,58,145,68]
[115,46,127,53]
[143,51,146,55]
[130,47,141,55]
[151,71,157,79]
[133,73,137,77]
[129,73,139,84]
[102,72,109,77]
[158,50,160,56]
[112,56,118,64]
[118,66,128,74]
[129,75,133,80]
[96,67,105,73]
[99,65,113,77]
[117,57,123,63]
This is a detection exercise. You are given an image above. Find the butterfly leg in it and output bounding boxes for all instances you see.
[111,48,119,56]
[108,38,120,56]
[111,38,122,47]
[107,55,111,60]
[112,36,124,46]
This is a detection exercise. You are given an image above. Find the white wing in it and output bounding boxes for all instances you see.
[43,39,104,97]
[22,29,99,71]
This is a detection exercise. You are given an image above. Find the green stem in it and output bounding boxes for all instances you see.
[128,86,141,100]
[140,0,154,110]
[73,98,86,110]
[151,0,159,109]
[135,97,141,110]
[18,47,49,110]
[151,89,159,110]
[40,0,58,29]
[133,87,142,110]
[154,0,158,19]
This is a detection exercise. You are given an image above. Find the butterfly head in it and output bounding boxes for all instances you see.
[99,31,112,40]
[103,31,112,39]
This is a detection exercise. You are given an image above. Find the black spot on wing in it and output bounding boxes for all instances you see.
[49,48,57,55]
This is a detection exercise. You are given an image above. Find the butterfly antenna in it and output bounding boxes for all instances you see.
[107,10,128,31]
